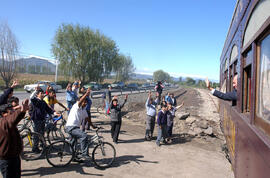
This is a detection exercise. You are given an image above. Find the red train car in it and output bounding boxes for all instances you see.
[219,0,270,177]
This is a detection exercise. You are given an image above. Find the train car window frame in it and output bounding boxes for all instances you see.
[255,31,270,136]
[242,49,252,114]
[223,58,228,93]
[243,0,270,49]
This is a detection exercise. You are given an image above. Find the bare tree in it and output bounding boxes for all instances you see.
[0,21,19,88]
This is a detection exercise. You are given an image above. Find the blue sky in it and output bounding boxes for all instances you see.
[0,0,237,80]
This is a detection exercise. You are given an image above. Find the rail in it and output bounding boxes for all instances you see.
[90,86,179,99]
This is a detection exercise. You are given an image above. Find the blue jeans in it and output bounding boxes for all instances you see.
[105,101,109,113]
[167,124,173,137]
[65,126,89,156]
[0,156,21,178]
[156,125,167,145]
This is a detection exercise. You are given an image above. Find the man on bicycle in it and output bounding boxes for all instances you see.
[65,88,96,160]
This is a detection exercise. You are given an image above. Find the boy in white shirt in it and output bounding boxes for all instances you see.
[65,88,96,159]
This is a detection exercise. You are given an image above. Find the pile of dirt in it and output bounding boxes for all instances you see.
[118,88,225,147]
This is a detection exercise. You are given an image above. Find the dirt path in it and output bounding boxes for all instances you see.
[21,88,234,178]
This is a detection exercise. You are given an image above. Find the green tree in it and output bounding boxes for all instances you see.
[197,80,206,88]
[113,54,135,82]
[185,77,196,86]
[51,24,118,84]
[179,77,183,83]
[153,70,171,82]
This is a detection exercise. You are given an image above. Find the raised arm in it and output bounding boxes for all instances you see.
[153,92,160,105]
[119,94,128,109]
[176,101,184,110]
[58,100,69,111]
[78,88,91,107]
[0,80,17,105]
[146,91,151,107]
[7,99,28,127]
[213,90,237,101]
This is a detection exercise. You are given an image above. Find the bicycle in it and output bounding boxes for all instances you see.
[52,110,67,132]
[46,111,67,144]
[46,127,116,168]
[18,114,65,145]
[19,121,46,161]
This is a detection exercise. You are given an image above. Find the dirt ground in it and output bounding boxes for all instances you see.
[21,87,234,178]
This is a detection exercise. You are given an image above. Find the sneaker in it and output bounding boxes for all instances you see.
[145,137,151,141]
[77,154,91,161]
[156,142,160,147]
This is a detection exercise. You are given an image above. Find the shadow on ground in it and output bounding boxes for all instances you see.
[111,154,158,168]
[169,133,194,145]
[21,162,103,177]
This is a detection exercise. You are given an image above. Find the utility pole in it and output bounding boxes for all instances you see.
[55,59,58,83]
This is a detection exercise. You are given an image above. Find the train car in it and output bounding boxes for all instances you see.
[219,0,270,177]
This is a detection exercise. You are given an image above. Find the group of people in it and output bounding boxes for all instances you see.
[145,91,184,146]
[0,77,239,178]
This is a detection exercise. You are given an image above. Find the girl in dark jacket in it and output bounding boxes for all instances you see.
[109,94,128,143]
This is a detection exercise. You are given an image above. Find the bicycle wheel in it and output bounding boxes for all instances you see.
[96,106,102,114]
[92,142,116,168]
[46,140,74,167]
[21,131,46,161]
[47,128,65,145]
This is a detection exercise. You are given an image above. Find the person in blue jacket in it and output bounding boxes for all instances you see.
[156,104,168,146]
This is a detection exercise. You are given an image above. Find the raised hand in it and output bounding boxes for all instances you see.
[11,79,19,88]
[21,99,29,112]
[86,87,91,95]
[205,78,210,88]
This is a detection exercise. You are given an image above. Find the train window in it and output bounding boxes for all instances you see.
[230,45,238,64]
[229,61,238,92]
[242,50,252,113]
[257,34,270,123]
[230,66,233,92]
[225,70,228,92]
[243,65,252,112]
[243,0,270,47]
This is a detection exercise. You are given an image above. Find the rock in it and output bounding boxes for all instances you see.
[186,117,196,124]
[187,130,196,136]
[197,120,208,129]
[204,127,213,135]
[194,127,203,135]
[177,112,190,120]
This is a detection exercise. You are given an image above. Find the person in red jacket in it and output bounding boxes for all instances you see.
[0,99,29,178]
